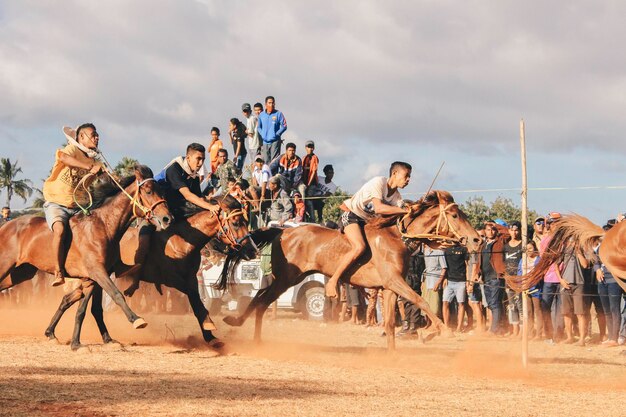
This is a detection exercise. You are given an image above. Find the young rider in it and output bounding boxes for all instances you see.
[43,123,104,286]
[325,161,412,298]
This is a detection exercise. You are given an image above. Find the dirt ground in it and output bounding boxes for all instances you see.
[0,300,625,417]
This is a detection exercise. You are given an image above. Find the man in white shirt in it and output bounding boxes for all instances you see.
[325,161,412,298]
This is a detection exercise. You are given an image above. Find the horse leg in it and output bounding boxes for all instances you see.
[88,267,146,329]
[44,287,84,341]
[71,284,95,351]
[385,275,450,336]
[89,284,117,344]
[185,285,224,349]
[382,289,398,350]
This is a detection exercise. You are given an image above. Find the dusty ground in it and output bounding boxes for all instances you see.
[0,301,625,417]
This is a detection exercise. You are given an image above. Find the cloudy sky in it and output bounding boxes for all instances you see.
[1,0,625,223]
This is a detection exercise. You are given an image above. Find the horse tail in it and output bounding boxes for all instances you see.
[213,227,284,292]
[506,214,604,292]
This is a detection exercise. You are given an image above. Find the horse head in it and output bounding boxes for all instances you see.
[213,195,255,259]
[130,165,172,231]
[401,190,481,253]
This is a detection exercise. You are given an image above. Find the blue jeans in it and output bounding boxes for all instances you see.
[483,279,504,333]
[541,282,562,339]
[598,281,623,341]
[235,152,247,171]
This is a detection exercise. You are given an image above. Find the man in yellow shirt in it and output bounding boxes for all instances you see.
[43,123,103,286]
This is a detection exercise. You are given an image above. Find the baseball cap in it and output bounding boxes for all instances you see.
[241,103,252,112]
[305,140,315,148]
[494,218,508,227]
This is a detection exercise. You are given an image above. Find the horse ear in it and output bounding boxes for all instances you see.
[134,168,145,182]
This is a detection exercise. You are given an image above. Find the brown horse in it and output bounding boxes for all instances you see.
[43,198,281,350]
[507,214,626,293]
[0,166,172,329]
[220,190,482,350]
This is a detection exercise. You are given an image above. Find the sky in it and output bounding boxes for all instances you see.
[1,0,625,224]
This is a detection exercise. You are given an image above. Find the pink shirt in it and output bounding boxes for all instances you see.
[540,235,559,283]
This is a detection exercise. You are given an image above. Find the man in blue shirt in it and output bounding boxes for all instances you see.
[257,96,287,164]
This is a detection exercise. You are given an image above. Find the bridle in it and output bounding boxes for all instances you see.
[215,208,248,250]
[397,202,464,247]
[129,178,167,221]
[73,171,166,222]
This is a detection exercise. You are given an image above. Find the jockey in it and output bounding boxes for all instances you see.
[122,143,220,295]
[43,123,104,286]
[325,161,412,298]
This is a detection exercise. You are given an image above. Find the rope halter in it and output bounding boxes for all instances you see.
[397,202,464,247]
[215,208,247,250]
[130,177,167,221]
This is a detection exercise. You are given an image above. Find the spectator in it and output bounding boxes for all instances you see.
[595,238,623,347]
[269,142,303,196]
[252,157,272,205]
[228,118,248,171]
[422,246,447,326]
[518,240,543,340]
[504,221,523,337]
[532,217,545,248]
[292,192,305,223]
[309,164,337,224]
[242,103,261,161]
[557,240,589,346]
[0,206,11,227]
[214,149,240,195]
[540,212,564,343]
[258,96,287,163]
[443,244,469,333]
[266,175,292,226]
[302,140,320,222]
[398,246,425,336]
[473,222,508,336]
[208,127,223,174]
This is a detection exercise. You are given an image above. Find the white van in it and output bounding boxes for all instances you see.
[198,222,327,320]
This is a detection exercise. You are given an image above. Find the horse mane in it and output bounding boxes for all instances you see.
[368,190,454,230]
[89,165,153,210]
[505,214,604,292]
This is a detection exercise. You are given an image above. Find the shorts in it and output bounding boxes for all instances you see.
[345,283,361,307]
[341,211,365,228]
[443,280,467,303]
[468,282,482,303]
[561,284,585,315]
[43,202,79,230]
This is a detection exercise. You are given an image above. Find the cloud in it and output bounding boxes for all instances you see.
[0,0,625,222]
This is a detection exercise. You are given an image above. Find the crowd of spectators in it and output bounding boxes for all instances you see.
[199,96,338,228]
[339,212,626,348]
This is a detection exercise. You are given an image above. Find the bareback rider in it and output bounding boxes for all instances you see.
[122,143,220,294]
[325,161,412,298]
[43,123,104,287]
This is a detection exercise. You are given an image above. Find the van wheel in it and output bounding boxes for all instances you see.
[302,287,325,321]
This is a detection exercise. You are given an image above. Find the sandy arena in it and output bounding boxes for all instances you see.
[1,298,625,417]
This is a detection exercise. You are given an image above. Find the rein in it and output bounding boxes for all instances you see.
[72,167,166,220]
[216,208,246,249]
[397,202,463,246]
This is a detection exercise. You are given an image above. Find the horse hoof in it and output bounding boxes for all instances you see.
[208,338,225,349]
[47,336,60,344]
[202,317,218,331]
[223,316,243,327]
[72,344,90,353]
[133,318,148,329]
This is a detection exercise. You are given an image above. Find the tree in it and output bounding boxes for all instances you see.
[321,189,349,224]
[460,195,540,228]
[114,157,139,177]
[0,158,33,208]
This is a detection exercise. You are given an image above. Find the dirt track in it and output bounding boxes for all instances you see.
[1,305,625,417]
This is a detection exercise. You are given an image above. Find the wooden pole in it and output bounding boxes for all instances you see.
[520,119,529,368]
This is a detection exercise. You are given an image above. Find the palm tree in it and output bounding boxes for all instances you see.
[114,157,139,177]
[0,158,34,208]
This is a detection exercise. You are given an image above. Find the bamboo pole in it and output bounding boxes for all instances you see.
[520,119,529,368]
